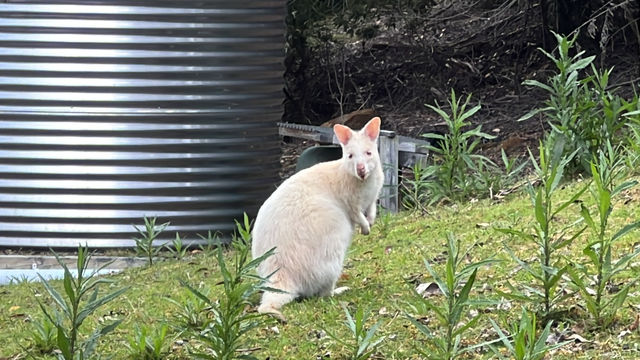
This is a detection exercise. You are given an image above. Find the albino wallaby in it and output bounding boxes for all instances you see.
[251,117,384,321]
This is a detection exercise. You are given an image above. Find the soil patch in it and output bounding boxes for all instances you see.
[280,0,640,179]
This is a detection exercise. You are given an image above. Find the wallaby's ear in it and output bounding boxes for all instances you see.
[334,124,352,145]
[363,117,381,141]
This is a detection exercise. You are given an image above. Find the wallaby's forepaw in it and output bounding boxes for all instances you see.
[332,286,351,296]
[366,215,375,227]
[258,304,287,323]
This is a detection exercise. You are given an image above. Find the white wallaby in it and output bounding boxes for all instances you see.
[251,117,385,321]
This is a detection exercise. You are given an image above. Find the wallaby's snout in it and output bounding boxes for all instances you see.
[356,163,367,180]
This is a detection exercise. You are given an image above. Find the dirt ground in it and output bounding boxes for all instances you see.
[280,0,640,179]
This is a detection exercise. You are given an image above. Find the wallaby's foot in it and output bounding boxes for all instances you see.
[365,203,377,227]
[358,212,371,235]
[332,286,351,295]
[258,289,295,324]
[258,304,288,323]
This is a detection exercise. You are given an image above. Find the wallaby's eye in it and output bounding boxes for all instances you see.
[366,151,372,156]
[348,154,353,159]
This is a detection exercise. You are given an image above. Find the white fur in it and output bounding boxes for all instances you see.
[251,117,384,321]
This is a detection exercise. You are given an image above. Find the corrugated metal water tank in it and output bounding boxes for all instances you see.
[0,1,285,247]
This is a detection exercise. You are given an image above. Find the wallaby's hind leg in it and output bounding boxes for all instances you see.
[258,290,296,323]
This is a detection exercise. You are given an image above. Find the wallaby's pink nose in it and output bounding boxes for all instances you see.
[357,164,366,179]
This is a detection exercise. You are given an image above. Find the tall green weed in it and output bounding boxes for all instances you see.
[520,31,639,173]
[133,217,169,266]
[180,214,277,360]
[496,140,586,319]
[325,304,385,360]
[35,245,129,360]
[489,308,569,360]
[568,141,640,327]
[407,233,495,359]
[420,89,496,204]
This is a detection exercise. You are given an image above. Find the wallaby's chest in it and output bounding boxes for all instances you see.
[355,172,383,210]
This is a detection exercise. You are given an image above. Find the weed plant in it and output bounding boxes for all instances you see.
[36,245,129,360]
[166,232,191,260]
[496,140,586,319]
[374,206,393,238]
[325,304,385,360]
[624,104,640,171]
[405,89,524,210]
[581,67,638,159]
[624,121,640,170]
[198,230,224,252]
[474,149,528,199]
[133,217,169,266]
[9,274,32,285]
[126,324,171,360]
[401,162,433,212]
[421,89,496,204]
[27,316,57,355]
[568,141,640,327]
[407,233,495,360]
[180,214,277,359]
[489,308,569,360]
[519,31,594,172]
[166,288,211,332]
[520,31,639,173]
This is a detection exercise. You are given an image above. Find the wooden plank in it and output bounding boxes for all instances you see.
[278,125,333,143]
[278,124,429,156]
[399,152,428,168]
[397,134,429,154]
[379,133,399,213]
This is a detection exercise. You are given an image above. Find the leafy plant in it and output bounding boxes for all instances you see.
[421,89,496,204]
[166,289,211,332]
[36,245,129,360]
[374,205,393,238]
[407,233,494,360]
[519,31,638,173]
[180,213,277,360]
[401,162,433,212]
[126,323,171,360]
[567,141,640,327]
[489,308,569,360]
[474,149,528,199]
[496,139,587,319]
[166,232,191,260]
[197,230,223,253]
[9,274,32,285]
[28,315,57,354]
[325,304,385,360]
[623,101,640,171]
[519,31,594,172]
[624,121,640,170]
[580,66,638,160]
[133,217,169,266]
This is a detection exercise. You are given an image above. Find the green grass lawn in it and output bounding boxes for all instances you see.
[2,178,640,359]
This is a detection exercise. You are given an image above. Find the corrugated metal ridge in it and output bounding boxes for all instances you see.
[0,0,285,247]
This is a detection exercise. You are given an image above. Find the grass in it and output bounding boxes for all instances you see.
[2,178,640,359]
